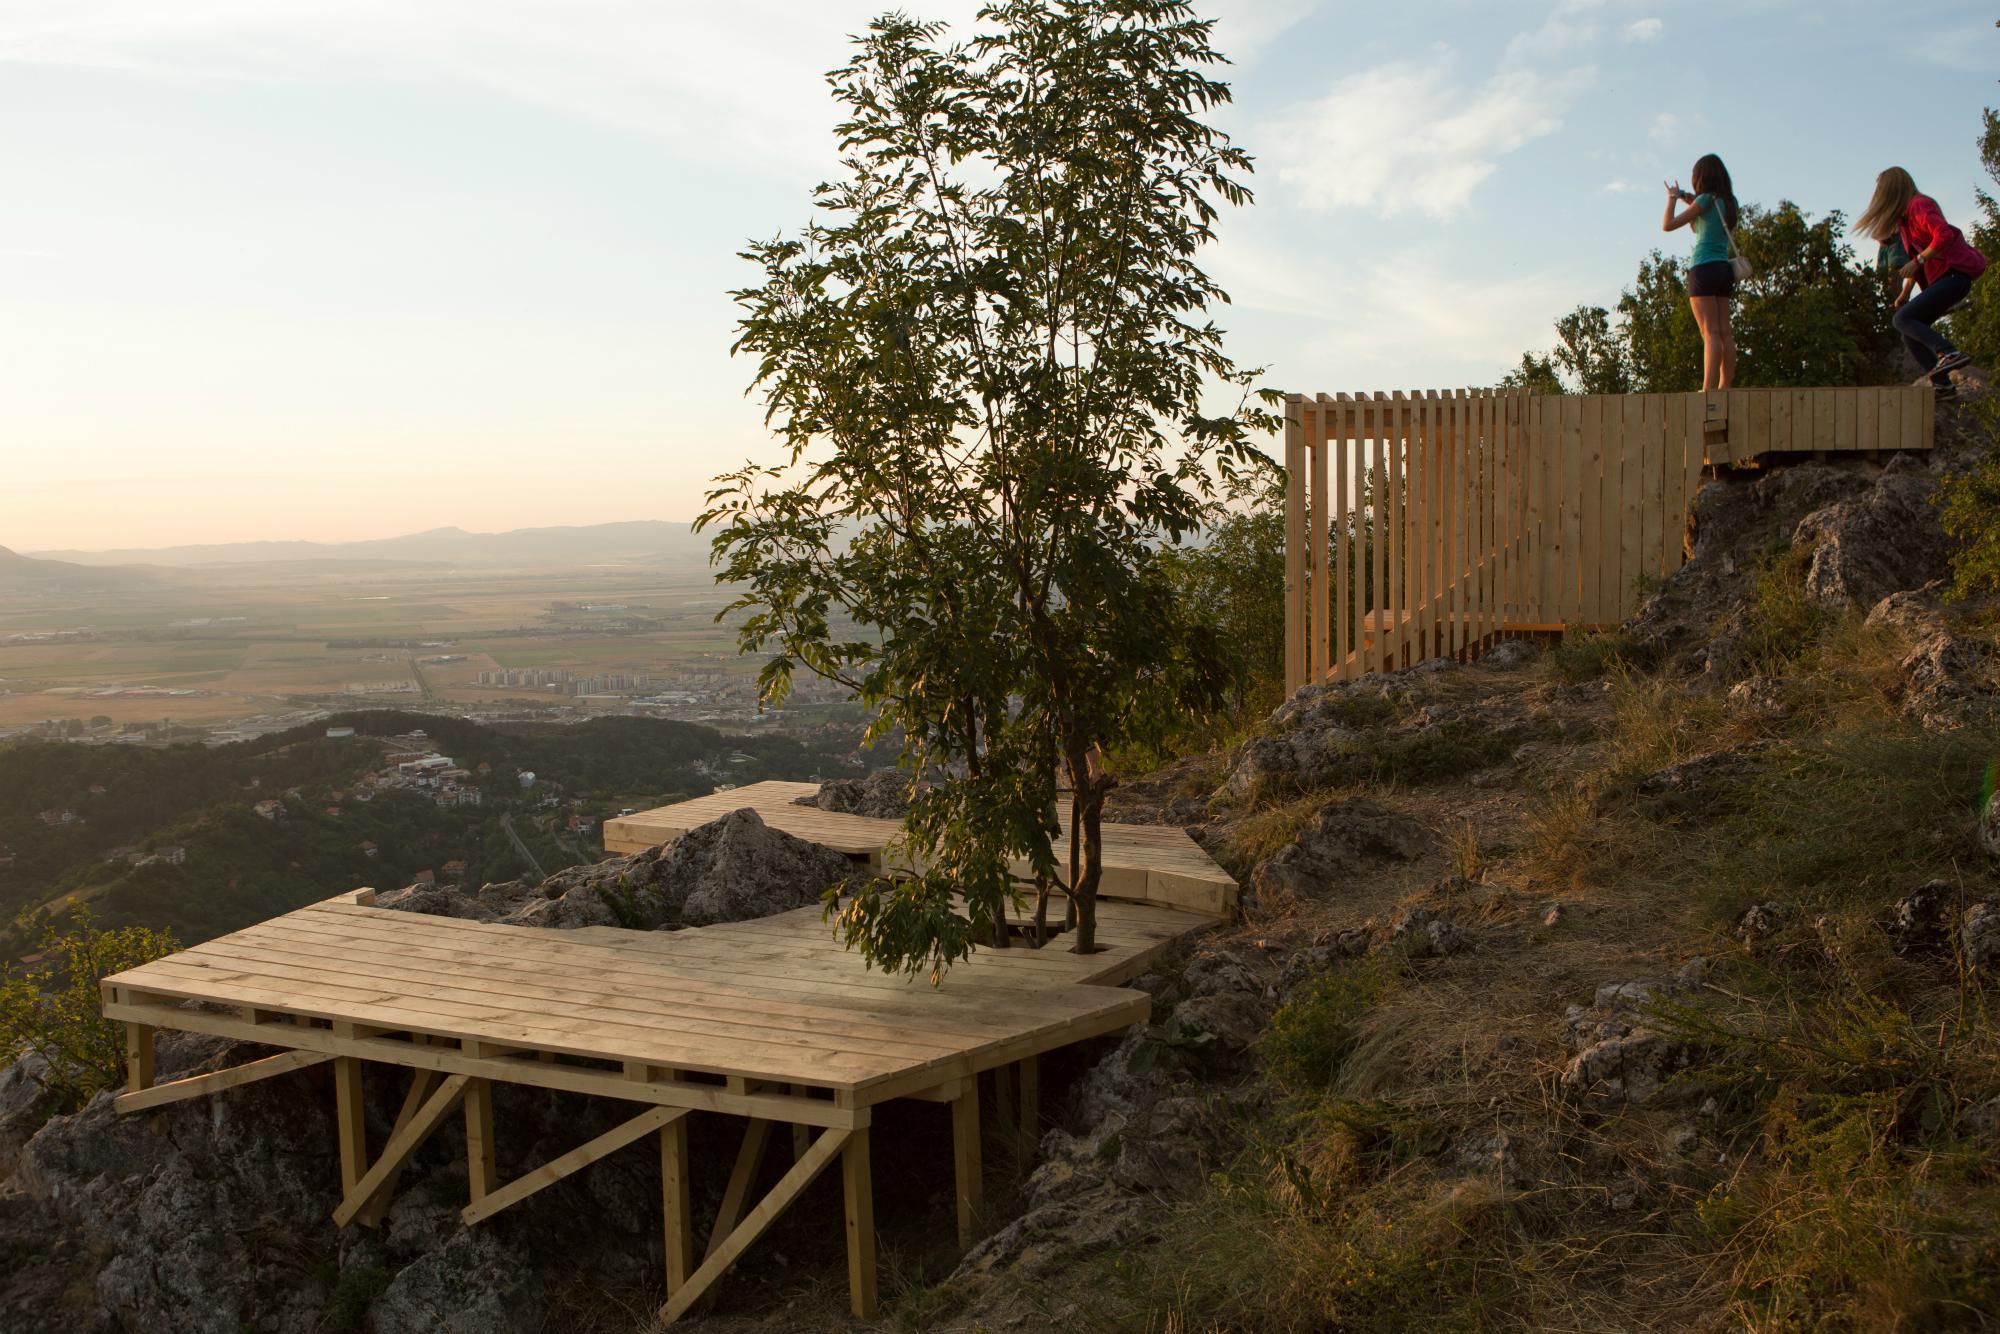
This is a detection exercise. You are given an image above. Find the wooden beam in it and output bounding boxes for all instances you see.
[115,1049,331,1114]
[462,1104,686,1228]
[704,1119,773,1262]
[843,1125,879,1319]
[1284,395,1307,695]
[332,1074,470,1227]
[124,1021,155,1095]
[952,1081,981,1248]
[658,1127,852,1324]
[100,1000,867,1129]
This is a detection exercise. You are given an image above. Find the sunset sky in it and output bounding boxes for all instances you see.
[3,0,1993,553]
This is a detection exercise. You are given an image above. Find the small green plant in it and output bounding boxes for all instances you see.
[1262,964,1385,1095]
[1938,398,2000,601]
[1730,543,1834,677]
[1444,820,1486,882]
[1550,630,1652,682]
[0,908,179,1113]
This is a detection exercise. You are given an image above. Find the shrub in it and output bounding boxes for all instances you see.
[0,908,178,1113]
[1939,399,2000,602]
[1549,630,1653,682]
[1262,965,1385,1095]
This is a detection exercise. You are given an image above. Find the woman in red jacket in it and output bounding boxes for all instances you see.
[1857,167,1988,394]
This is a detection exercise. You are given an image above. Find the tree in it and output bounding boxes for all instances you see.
[0,909,178,1113]
[1498,352,1563,395]
[1156,481,1287,717]
[1510,202,1900,391]
[1949,108,2000,370]
[702,1,1275,978]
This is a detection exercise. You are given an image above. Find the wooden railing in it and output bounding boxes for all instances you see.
[1281,385,1936,691]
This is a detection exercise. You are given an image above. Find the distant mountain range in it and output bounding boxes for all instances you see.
[27,520,713,570]
[0,545,158,591]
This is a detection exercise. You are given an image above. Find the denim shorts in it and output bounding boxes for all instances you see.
[1687,260,1735,298]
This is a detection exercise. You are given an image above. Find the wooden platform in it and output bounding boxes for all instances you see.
[604,780,1238,917]
[99,802,1234,1323]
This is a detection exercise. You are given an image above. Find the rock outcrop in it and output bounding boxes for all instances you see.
[1250,798,1435,907]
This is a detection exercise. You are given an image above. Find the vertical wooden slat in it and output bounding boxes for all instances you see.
[1619,393,1645,625]
[1727,389,1749,464]
[1388,392,1407,669]
[1745,387,1771,459]
[1530,394,1550,623]
[1561,395,1584,624]
[1408,390,1431,664]
[1645,392,1670,588]
[125,1021,156,1094]
[1836,387,1859,452]
[1811,388,1837,453]
[1899,383,1921,452]
[1921,381,1935,451]
[1591,396,1616,625]
[1283,396,1306,696]
[1579,395,1603,625]
[1334,393,1352,680]
[1879,386,1901,451]
[1770,385,1793,454]
[1482,390,1498,646]
[1309,396,1331,682]
[1856,387,1878,453]
[1445,389,1463,656]
[1370,397,1388,675]
[1681,392,1704,564]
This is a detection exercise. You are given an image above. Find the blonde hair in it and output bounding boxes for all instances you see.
[1856,167,1918,243]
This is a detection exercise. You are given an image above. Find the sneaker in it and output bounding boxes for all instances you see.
[1934,350,1972,377]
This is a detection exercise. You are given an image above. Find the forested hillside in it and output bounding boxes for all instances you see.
[0,711,860,953]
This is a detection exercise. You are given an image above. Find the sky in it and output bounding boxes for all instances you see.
[2,0,1994,553]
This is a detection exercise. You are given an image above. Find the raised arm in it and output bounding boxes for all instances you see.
[1662,182,1706,233]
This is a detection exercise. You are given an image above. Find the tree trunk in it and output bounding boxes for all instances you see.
[1070,787,1106,956]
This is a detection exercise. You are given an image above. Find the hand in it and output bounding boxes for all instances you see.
[1893,291,1908,309]
[1900,259,1921,280]
[1664,179,1680,196]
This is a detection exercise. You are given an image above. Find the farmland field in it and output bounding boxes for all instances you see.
[0,560,779,731]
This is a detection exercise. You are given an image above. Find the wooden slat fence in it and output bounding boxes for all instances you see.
[1282,385,1935,691]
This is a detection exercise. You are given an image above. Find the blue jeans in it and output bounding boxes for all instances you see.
[1894,270,1974,381]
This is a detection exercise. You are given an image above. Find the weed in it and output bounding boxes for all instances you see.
[1729,543,1835,677]
[1550,630,1655,682]
[1261,963,1387,1096]
[1444,821,1486,883]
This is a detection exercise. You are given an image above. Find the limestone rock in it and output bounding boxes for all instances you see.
[1250,798,1434,905]
[1865,583,1948,635]
[1562,1029,1684,1103]
[1983,790,2000,861]
[1727,675,1792,720]
[1479,638,1543,669]
[1792,456,1950,610]
[792,769,915,818]
[1895,631,1996,730]
[1885,879,1959,950]
[1386,906,1471,957]
[1734,901,1794,946]
[1963,900,2000,972]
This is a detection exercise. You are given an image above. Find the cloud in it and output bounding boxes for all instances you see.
[1267,57,1589,219]
[1648,111,1679,147]
[1625,17,1663,43]
[1600,179,1642,194]
[1506,0,1605,62]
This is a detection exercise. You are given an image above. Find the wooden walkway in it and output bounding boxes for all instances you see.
[101,794,1234,1323]
[604,780,1239,917]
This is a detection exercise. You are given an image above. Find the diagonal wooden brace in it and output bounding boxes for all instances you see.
[462,1103,689,1227]
[705,1119,773,1262]
[331,1074,469,1228]
[357,1062,441,1228]
[660,1126,851,1324]
[113,1049,331,1114]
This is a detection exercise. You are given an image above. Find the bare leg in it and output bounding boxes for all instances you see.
[1716,299,1737,389]
[1690,296,1719,391]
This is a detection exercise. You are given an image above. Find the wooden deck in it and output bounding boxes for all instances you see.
[604,780,1239,917]
[100,794,1235,1323]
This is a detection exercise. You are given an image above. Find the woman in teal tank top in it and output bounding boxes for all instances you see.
[1661,154,1740,390]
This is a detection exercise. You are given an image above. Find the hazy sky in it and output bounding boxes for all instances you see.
[4,0,1993,552]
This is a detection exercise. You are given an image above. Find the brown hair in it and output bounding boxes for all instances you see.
[1691,154,1738,228]
[1855,167,1918,244]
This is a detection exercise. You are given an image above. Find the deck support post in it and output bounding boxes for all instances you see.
[463,1077,497,1203]
[330,1022,366,1195]
[951,1080,981,1248]
[334,1074,470,1228]
[1018,1054,1040,1155]
[842,1125,879,1320]
[992,1064,1017,1142]
[124,1021,155,1094]
[631,1063,694,1295]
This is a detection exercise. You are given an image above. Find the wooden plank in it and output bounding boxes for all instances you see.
[1921,381,1934,450]
[1770,385,1793,456]
[1333,394,1352,679]
[1387,392,1405,668]
[1644,393,1669,591]
[1680,392,1704,563]
[1559,395,1584,623]
[1408,389,1430,663]
[660,1082,695,1293]
[1593,396,1617,624]
[333,1074,470,1228]
[461,1103,687,1229]
[1811,388,1837,453]
[1728,389,1750,462]
[1284,395,1306,695]
[658,1128,851,1325]
[1527,395,1547,623]
[842,1125,879,1320]
[1791,387,1814,458]
[1310,396,1331,680]
[952,1081,981,1247]
[115,1048,330,1114]
[1745,387,1771,458]
[360,1057,439,1228]
[1879,386,1901,451]
[1447,389,1464,658]
[1856,387,1878,454]
[1370,396,1388,675]
[1620,393,1645,622]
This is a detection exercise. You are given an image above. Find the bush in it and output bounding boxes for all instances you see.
[0,909,178,1113]
[1262,964,1385,1095]
[1939,399,2000,602]
[1549,630,1653,682]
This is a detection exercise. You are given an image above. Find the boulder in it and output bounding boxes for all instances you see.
[1726,675,1792,721]
[1865,583,1949,635]
[792,769,915,819]
[1792,456,1951,611]
[1884,879,1958,950]
[1250,799,1434,905]
[1963,900,2000,973]
[1734,900,1794,946]
[1479,638,1543,669]
[1562,1029,1684,1104]
[1895,631,1996,730]
[1386,906,1471,957]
